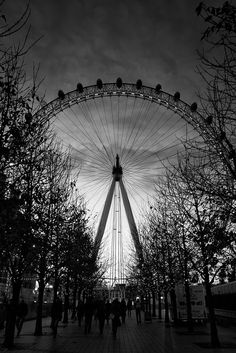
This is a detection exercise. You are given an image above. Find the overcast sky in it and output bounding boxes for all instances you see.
[3,0,222,266]
[2,0,219,104]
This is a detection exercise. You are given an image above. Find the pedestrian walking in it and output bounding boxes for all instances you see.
[51,297,63,338]
[127,298,132,317]
[105,299,111,325]
[76,299,84,327]
[0,297,7,330]
[96,298,106,335]
[84,296,94,334]
[110,297,121,339]
[135,298,141,324]
[4,299,16,348]
[120,298,127,324]
[15,298,28,337]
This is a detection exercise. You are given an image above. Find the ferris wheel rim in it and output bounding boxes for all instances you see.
[34,80,204,125]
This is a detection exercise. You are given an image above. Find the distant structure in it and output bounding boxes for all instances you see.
[36,79,202,287]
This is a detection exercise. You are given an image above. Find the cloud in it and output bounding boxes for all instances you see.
[0,0,204,102]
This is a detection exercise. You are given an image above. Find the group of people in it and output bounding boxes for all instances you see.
[0,298,29,337]
[74,296,141,338]
[0,295,142,339]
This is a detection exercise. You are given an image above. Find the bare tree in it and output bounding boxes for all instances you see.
[0,2,49,347]
[167,151,233,347]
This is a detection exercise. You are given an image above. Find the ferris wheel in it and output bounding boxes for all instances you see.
[36,79,203,286]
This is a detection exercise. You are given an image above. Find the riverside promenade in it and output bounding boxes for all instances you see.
[0,312,236,353]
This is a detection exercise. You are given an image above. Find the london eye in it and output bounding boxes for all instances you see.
[36,79,202,287]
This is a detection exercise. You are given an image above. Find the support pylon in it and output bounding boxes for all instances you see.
[93,155,143,269]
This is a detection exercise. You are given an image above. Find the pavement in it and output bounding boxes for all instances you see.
[0,311,236,353]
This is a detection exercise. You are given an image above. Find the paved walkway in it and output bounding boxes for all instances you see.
[0,312,236,353]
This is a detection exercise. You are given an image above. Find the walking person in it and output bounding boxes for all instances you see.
[51,297,63,338]
[76,299,84,327]
[120,298,127,324]
[16,298,28,337]
[135,298,141,324]
[127,298,132,317]
[105,299,111,325]
[110,297,121,339]
[84,296,94,334]
[96,298,106,335]
[0,297,7,330]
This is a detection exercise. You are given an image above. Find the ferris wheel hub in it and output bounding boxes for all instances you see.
[112,154,123,181]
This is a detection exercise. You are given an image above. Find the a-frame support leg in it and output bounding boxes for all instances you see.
[94,179,116,258]
[119,179,143,260]
[93,167,143,263]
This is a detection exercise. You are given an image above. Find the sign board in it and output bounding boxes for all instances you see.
[175,283,206,320]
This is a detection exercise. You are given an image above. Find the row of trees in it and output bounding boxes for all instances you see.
[0,3,100,348]
[128,1,236,348]
[1,0,235,349]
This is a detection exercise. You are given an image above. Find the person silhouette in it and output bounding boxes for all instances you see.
[135,298,141,324]
[110,298,121,339]
[16,298,28,337]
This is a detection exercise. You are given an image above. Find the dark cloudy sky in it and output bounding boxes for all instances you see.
[2,0,219,104]
[3,0,222,264]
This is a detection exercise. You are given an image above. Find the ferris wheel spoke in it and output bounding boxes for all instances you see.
[109,96,118,157]
[81,101,115,165]
[118,95,129,157]
[119,96,137,158]
[129,123,195,167]
[70,145,111,172]
[121,101,173,166]
[59,105,99,149]
[124,179,151,214]
[122,105,165,161]
[55,108,112,167]
[125,99,152,153]
[71,100,113,165]
[100,98,116,161]
[70,147,112,180]
[121,99,148,163]
[120,99,145,161]
[93,98,116,162]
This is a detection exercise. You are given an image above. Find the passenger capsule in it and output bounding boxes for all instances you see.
[136,79,142,90]
[116,77,122,88]
[190,102,197,112]
[155,84,162,93]
[174,91,180,101]
[219,131,226,141]
[58,90,65,100]
[97,79,103,89]
[206,115,213,125]
[229,150,235,160]
[25,112,32,124]
[76,83,84,93]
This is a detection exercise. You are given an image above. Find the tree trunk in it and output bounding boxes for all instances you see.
[170,287,178,325]
[51,274,59,328]
[63,293,69,324]
[71,281,78,320]
[204,266,220,348]
[158,290,162,319]
[164,289,169,324]
[4,280,21,348]
[182,233,194,332]
[34,280,45,336]
[151,290,156,317]
[184,280,194,332]
[63,274,70,323]
[148,292,151,313]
